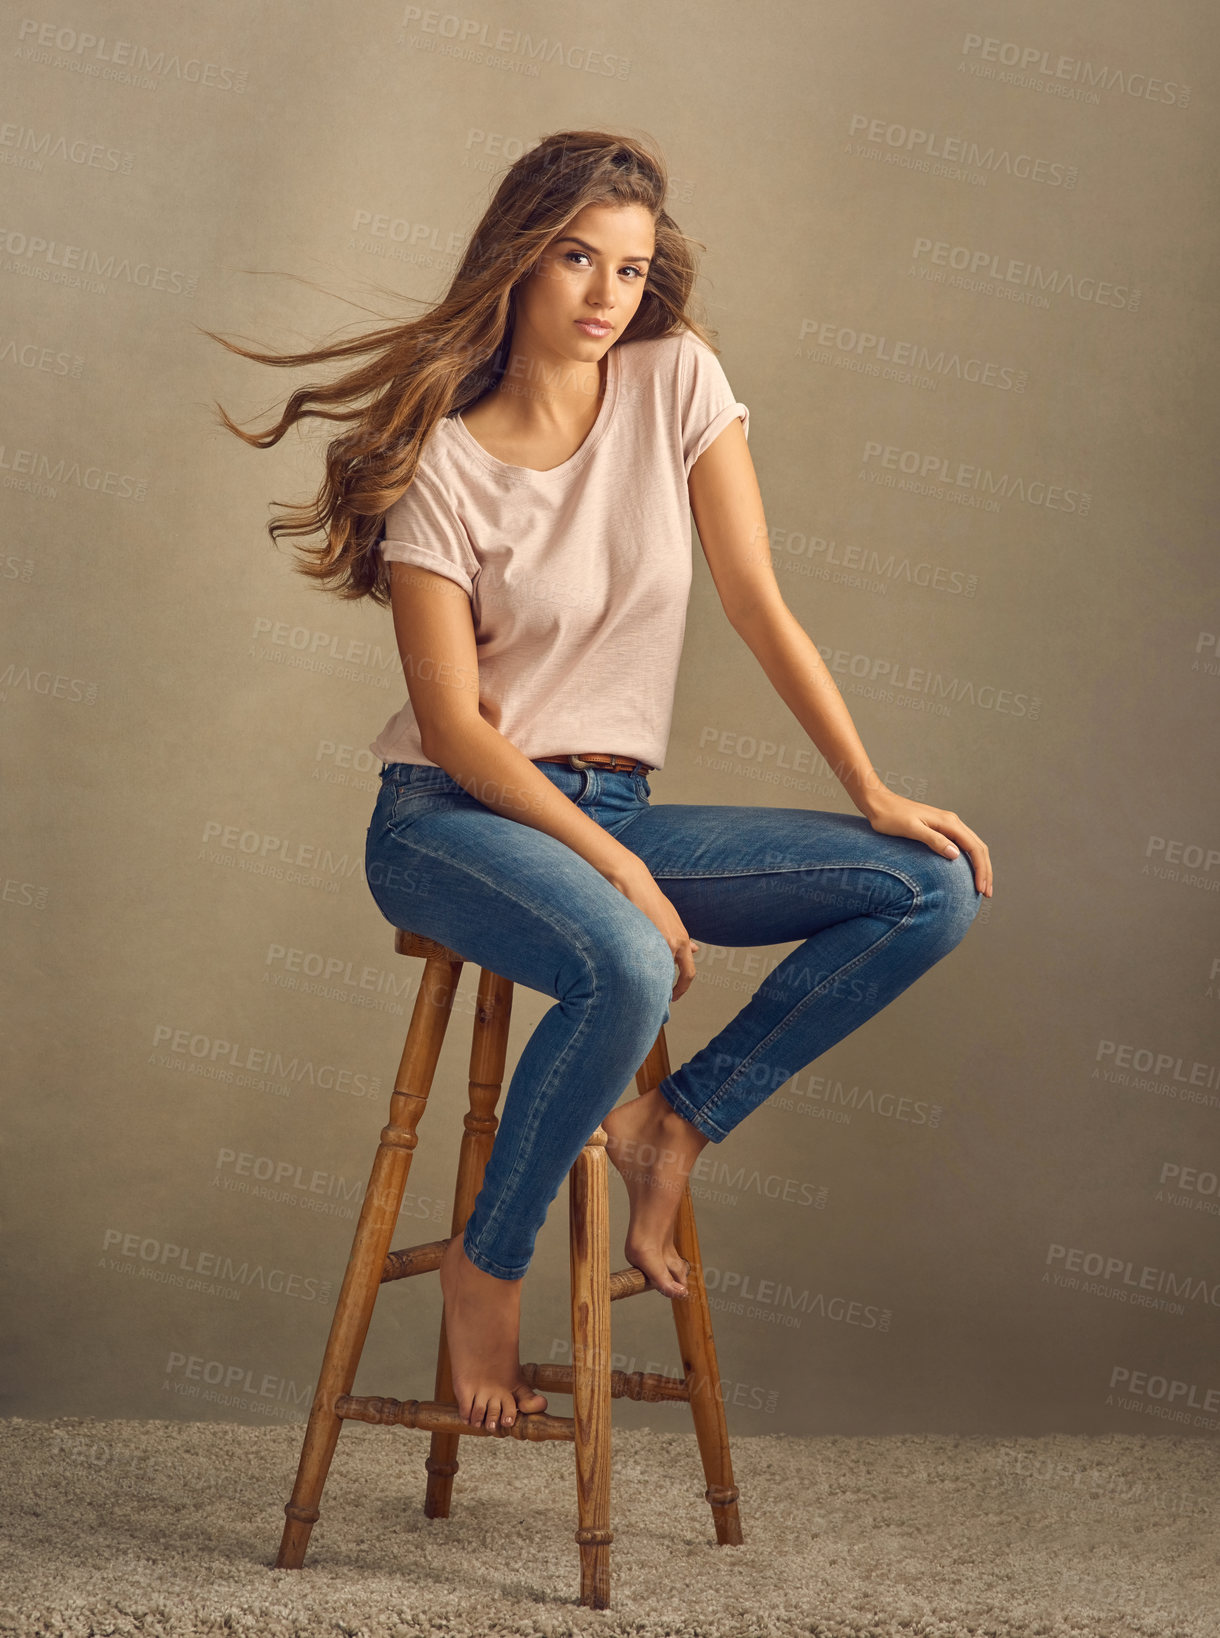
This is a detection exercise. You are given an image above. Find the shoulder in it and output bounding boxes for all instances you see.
[614,329,720,413]
[406,418,466,493]
[616,326,705,376]
[381,421,464,526]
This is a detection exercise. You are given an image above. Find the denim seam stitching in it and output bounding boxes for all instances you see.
[467,974,599,1273]
[384,831,615,1276]
[377,832,609,970]
[684,863,924,1131]
[657,1077,732,1143]
[648,858,907,881]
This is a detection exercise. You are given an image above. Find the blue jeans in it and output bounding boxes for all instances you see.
[364,758,982,1281]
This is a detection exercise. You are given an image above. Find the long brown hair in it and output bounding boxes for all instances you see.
[201,128,718,608]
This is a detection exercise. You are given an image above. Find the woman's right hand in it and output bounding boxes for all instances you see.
[611,859,700,1000]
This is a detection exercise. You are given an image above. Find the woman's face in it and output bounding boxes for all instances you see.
[513,201,656,367]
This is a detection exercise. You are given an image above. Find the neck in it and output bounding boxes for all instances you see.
[495,337,606,430]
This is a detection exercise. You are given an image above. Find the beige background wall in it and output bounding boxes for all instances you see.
[3,0,1217,1442]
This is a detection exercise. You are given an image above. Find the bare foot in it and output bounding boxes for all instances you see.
[438,1234,548,1431]
[602,1086,711,1299]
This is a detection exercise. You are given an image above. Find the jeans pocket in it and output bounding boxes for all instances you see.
[386,787,449,835]
[384,767,477,838]
[365,787,441,916]
[383,763,456,794]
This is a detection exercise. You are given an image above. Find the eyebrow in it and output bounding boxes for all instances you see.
[553,235,652,265]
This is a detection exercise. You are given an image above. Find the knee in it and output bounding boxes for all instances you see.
[917,848,982,953]
[579,917,674,1034]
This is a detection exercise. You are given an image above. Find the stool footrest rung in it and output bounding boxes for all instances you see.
[380,1249,657,1296]
[382,1239,447,1281]
[335,1393,576,1441]
[521,1361,690,1403]
[609,1265,650,1300]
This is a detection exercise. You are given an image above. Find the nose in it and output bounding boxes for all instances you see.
[587,267,616,307]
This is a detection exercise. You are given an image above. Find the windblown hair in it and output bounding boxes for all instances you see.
[201,129,717,607]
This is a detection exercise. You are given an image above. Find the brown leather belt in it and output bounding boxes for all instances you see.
[536,752,653,775]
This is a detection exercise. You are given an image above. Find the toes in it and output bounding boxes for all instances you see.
[510,1386,545,1423]
[638,1259,683,1298]
[629,1243,691,1297]
[514,1383,547,1415]
[461,1384,544,1430]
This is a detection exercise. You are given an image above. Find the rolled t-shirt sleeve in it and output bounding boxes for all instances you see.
[378,461,479,595]
[679,332,750,478]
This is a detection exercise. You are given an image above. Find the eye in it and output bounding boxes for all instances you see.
[562,251,646,279]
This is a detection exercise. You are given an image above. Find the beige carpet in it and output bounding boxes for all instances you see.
[0,1418,1216,1637]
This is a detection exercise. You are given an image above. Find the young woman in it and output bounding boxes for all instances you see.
[209,128,992,1443]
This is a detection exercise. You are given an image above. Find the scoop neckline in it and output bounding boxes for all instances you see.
[450,345,620,481]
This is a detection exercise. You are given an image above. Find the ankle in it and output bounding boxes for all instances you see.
[655,1100,709,1154]
[444,1236,517,1287]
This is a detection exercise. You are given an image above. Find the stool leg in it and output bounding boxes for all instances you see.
[569,1125,613,1609]
[424,966,515,1518]
[635,1033,744,1548]
[275,952,463,1569]
[669,1183,743,1544]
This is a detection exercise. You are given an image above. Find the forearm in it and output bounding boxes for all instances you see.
[422,718,645,889]
[733,597,893,818]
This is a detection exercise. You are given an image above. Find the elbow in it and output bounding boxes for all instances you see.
[414,704,441,762]
[730,589,787,638]
[418,711,475,766]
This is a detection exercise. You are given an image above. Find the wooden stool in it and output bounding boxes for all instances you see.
[274,925,743,1609]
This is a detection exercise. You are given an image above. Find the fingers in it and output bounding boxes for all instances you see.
[957,829,993,897]
[927,815,993,897]
[626,872,701,998]
[671,935,699,1000]
[869,798,994,898]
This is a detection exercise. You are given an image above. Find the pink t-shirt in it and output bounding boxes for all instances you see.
[368,326,749,771]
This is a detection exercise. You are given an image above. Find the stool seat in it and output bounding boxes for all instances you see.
[274,920,743,1609]
[393,926,464,962]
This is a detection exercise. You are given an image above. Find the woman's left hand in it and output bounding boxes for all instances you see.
[862,793,993,897]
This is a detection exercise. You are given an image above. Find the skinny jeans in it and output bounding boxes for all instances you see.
[364,758,982,1281]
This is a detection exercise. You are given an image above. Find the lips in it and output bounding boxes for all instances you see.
[576,320,612,337]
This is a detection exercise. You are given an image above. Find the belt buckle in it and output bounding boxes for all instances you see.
[567,753,594,771]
